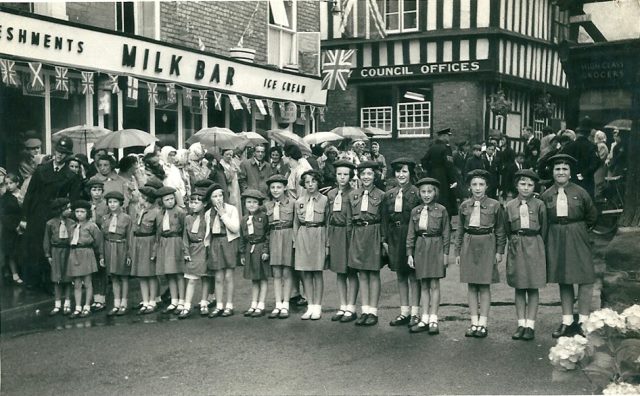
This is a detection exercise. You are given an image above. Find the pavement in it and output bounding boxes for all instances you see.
[1,252,600,395]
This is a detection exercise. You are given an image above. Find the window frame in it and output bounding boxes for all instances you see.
[396,101,431,138]
[384,0,419,34]
[268,0,298,68]
[360,106,393,139]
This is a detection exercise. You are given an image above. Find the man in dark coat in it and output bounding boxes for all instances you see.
[523,127,541,167]
[420,128,458,215]
[562,118,600,198]
[20,137,82,291]
[482,141,501,199]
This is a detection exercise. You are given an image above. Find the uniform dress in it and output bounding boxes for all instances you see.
[294,192,328,271]
[101,211,132,276]
[347,186,386,271]
[504,197,548,289]
[204,204,240,272]
[66,221,103,278]
[326,186,352,274]
[239,210,271,280]
[43,217,73,283]
[384,184,421,274]
[90,199,109,228]
[183,213,207,279]
[129,207,159,277]
[406,203,451,279]
[91,199,110,295]
[155,206,186,275]
[265,198,295,267]
[541,182,597,284]
[455,196,506,284]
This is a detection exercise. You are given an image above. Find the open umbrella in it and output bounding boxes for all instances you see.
[267,129,311,154]
[186,127,248,150]
[93,129,158,149]
[52,125,111,145]
[239,131,268,145]
[604,119,632,131]
[329,126,369,141]
[303,131,344,146]
[364,127,391,137]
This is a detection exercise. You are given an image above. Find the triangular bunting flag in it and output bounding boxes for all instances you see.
[255,99,267,116]
[199,90,208,110]
[166,83,176,104]
[213,91,222,111]
[127,76,138,100]
[241,96,252,113]
[318,107,326,122]
[81,71,94,95]
[108,74,120,94]
[266,99,274,115]
[54,66,69,92]
[278,102,286,115]
[28,62,44,91]
[228,94,242,111]
[0,59,18,86]
[300,104,307,121]
[147,82,158,105]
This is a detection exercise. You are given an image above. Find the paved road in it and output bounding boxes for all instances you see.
[1,261,593,395]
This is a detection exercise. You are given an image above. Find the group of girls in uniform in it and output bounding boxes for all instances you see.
[42,150,596,341]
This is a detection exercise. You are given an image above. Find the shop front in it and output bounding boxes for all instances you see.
[0,8,326,171]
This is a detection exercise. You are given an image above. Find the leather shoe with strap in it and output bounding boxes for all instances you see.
[512,326,525,340]
[355,313,369,326]
[552,324,571,338]
[389,314,410,326]
[521,327,535,341]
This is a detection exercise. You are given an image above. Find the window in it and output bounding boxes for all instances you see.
[116,1,159,39]
[385,0,418,33]
[268,0,298,68]
[397,102,430,137]
[361,107,392,135]
[33,2,68,20]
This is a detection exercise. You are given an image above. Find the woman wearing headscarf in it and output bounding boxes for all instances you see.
[219,148,242,212]
[175,149,192,199]
[593,131,609,201]
[159,146,186,208]
[186,142,210,186]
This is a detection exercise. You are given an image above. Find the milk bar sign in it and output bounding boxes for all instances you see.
[351,60,492,80]
[0,10,327,105]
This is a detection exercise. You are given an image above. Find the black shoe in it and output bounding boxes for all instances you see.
[364,314,378,326]
[474,326,488,338]
[409,321,429,333]
[408,315,420,327]
[389,314,409,326]
[521,327,535,341]
[355,313,369,326]
[340,312,357,323]
[465,325,477,337]
[552,324,571,338]
[512,326,525,340]
[573,322,586,337]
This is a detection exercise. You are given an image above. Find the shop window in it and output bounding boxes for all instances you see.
[123,86,150,132]
[268,0,298,68]
[116,1,159,39]
[385,0,418,33]
[397,102,430,137]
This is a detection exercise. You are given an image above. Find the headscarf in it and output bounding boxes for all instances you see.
[160,145,177,164]
[594,130,607,144]
[188,142,205,162]
[175,149,190,168]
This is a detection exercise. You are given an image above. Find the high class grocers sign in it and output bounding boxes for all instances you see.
[0,10,327,105]
[350,60,492,81]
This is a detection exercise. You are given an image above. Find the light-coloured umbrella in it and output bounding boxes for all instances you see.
[93,129,158,149]
[52,125,111,144]
[604,119,632,131]
[364,127,391,136]
[239,131,268,145]
[303,131,344,146]
[329,126,369,140]
[267,129,311,154]
[187,127,248,150]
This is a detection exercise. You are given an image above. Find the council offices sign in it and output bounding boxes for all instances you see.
[350,60,492,81]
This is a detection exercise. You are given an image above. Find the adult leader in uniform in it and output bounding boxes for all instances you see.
[420,128,458,215]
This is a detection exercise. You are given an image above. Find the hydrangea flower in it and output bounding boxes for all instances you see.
[621,305,640,332]
[549,335,589,370]
[583,308,626,335]
[602,381,640,395]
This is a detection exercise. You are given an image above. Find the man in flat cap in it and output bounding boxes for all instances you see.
[420,128,458,215]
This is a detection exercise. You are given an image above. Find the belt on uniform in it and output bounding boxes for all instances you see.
[390,220,407,228]
[246,237,266,244]
[511,230,539,236]
[329,222,347,228]
[70,244,92,249]
[134,231,155,237]
[554,218,581,225]
[417,231,442,237]
[300,222,325,228]
[270,223,293,230]
[160,231,181,238]
[105,238,126,243]
[189,238,204,243]
[211,233,227,238]
[353,220,380,227]
[51,243,69,248]
[465,227,494,235]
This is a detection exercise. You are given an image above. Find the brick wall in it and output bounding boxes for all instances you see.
[432,80,485,145]
[319,86,359,129]
[297,1,320,32]
[66,2,115,30]
[160,1,268,64]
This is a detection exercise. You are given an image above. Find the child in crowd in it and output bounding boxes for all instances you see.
[455,169,506,338]
[264,174,295,319]
[385,158,422,328]
[505,169,547,341]
[239,189,270,318]
[43,198,72,315]
[1,173,23,285]
[179,181,212,319]
[205,183,240,318]
[406,178,451,334]
[129,186,160,314]
[67,200,103,319]
[102,191,132,316]
[155,186,187,314]
[86,178,108,312]
[326,160,358,323]
[348,161,386,327]
[294,170,328,320]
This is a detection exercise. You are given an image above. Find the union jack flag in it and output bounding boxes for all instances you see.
[213,91,222,111]
[127,76,138,100]
[321,49,355,90]
[108,74,120,94]
[166,83,176,104]
[199,90,207,110]
[81,71,94,95]
[55,66,69,92]
[0,59,18,86]
[28,62,44,91]
[147,82,158,105]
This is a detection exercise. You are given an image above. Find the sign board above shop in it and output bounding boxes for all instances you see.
[350,60,492,81]
[0,10,327,106]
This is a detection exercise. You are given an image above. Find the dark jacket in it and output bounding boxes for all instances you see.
[421,139,457,215]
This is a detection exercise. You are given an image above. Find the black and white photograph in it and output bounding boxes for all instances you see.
[1,0,639,394]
